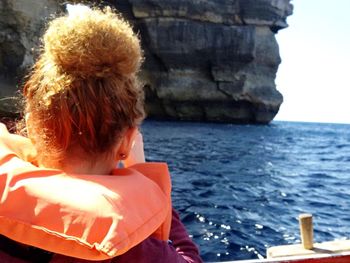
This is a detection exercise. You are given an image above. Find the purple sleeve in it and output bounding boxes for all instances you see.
[113,209,203,263]
[169,209,203,263]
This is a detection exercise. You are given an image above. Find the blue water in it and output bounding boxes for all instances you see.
[141,120,350,262]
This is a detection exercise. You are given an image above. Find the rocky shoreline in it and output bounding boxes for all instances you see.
[0,0,292,124]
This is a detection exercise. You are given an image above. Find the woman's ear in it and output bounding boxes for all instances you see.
[116,127,138,160]
[123,131,145,167]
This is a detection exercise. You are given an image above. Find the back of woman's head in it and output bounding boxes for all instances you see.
[23,6,145,163]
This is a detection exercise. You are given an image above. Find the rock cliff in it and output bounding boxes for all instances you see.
[0,0,292,123]
[0,0,64,117]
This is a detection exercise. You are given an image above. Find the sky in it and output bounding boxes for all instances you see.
[274,0,350,124]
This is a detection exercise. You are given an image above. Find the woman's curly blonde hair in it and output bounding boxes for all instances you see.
[23,6,145,163]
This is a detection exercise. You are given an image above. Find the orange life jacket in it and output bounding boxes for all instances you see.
[0,125,172,260]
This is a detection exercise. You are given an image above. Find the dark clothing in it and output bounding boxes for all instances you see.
[0,210,202,263]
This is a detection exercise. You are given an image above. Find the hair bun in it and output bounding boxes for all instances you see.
[43,7,142,78]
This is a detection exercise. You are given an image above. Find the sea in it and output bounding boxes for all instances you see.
[140,120,350,262]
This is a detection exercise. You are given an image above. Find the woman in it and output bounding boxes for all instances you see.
[0,6,202,263]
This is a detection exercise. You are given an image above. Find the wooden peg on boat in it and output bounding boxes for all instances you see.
[299,213,313,249]
[267,213,350,261]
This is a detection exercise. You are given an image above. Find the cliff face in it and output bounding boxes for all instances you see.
[0,0,292,123]
[0,0,63,116]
